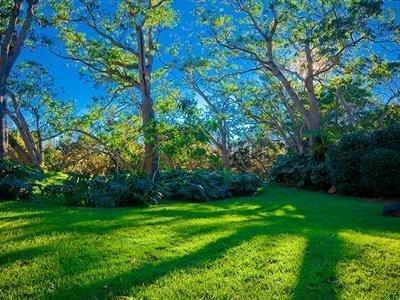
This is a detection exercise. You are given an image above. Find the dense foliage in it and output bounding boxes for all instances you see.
[269,126,400,197]
[268,154,330,190]
[326,132,372,195]
[360,149,400,197]
[43,173,163,208]
[327,126,400,196]
[44,170,263,208]
[0,160,43,200]
[162,170,263,202]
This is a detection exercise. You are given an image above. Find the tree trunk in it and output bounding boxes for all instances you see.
[220,121,231,169]
[0,86,8,159]
[266,41,322,149]
[221,145,231,169]
[304,80,321,147]
[304,42,322,147]
[142,92,159,178]
[136,23,158,179]
[6,107,41,166]
[8,135,31,165]
[161,153,175,169]
[0,1,39,160]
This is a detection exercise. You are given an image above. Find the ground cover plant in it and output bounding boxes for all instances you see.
[0,184,399,299]
[41,170,263,208]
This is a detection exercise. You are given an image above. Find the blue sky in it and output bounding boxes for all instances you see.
[19,0,400,110]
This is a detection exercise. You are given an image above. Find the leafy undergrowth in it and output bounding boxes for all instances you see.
[0,185,399,299]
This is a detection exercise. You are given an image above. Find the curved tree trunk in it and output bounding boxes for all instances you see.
[0,0,39,160]
[6,107,41,166]
[0,88,7,159]
[8,135,32,165]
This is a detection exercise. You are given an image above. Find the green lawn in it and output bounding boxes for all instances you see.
[1,185,399,299]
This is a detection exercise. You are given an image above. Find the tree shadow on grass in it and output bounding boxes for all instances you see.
[1,187,399,299]
[46,224,286,299]
[292,233,345,299]
[48,205,398,298]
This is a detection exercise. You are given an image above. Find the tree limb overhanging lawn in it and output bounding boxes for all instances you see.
[0,185,399,299]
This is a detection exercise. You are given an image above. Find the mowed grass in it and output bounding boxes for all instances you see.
[0,185,399,299]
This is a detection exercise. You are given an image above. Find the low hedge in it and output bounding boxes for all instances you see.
[43,170,263,208]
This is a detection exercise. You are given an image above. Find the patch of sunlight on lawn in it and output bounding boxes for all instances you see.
[336,231,400,299]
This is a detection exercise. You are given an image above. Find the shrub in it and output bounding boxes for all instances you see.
[42,174,89,206]
[0,175,33,200]
[162,170,232,202]
[372,125,400,153]
[268,154,310,187]
[86,175,124,208]
[326,126,400,196]
[326,132,372,195]
[162,170,262,202]
[120,178,164,206]
[360,149,400,197]
[0,160,42,201]
[44,170,263,207]
[44,173,164,208]
[310,161,331,190]
[269,154,330,190]
[0,159,43,180]
[230,173,264,196]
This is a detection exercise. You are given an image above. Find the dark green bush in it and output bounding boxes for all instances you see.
[360,149,400,197]
[162,170,262,202]
[372,125,400,153]
[310,161,331,190]
[0,175,33,200]
[327,126,400,196]
[44,173,163,208]
[268,154,310,187]
[0,160,42,201]
[44,170,262,207]
[43,174,90,206]
[0,159,43,180]
[269,154,330,190]
[86,175,124,208]
[162,170,230,202]
[326,132,372,195]
[120,178,164,206]
[230,173,264,196]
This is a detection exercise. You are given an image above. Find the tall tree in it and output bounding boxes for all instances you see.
[0,0,40,159]
[51,0,176,178]
[198,0,396,147]
[181,57,243,169]
[6,62,72,166]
